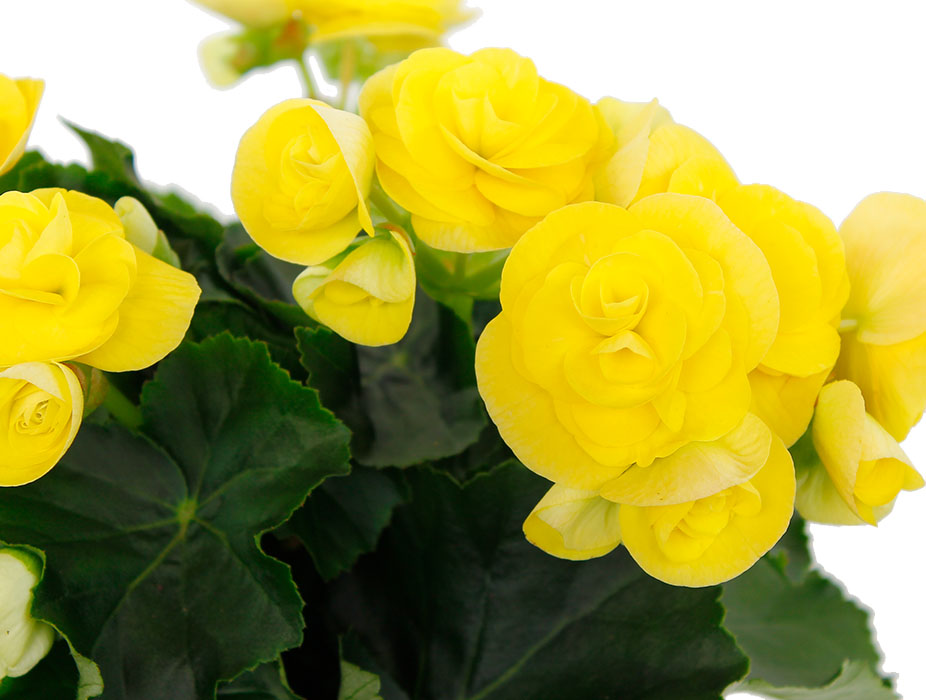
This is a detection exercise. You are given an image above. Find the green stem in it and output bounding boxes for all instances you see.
[296,53,318,99]
[453,253,468,281]
[338,42,358,110]
[369,184,409,228]
[103,382,143,431]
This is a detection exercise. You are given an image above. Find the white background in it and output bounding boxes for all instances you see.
[2,1,925,697]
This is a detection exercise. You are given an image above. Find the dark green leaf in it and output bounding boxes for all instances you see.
[217,661,301,699]
[0,335,351,700]
[766,515,813,582]
[287,467,409,580]
[740,661,898,700]
[64,122,140,186]
[338,660,382,700]
[188,299,305,379]
[723,558,882,688]
[351,294,486,467]
[332,462,748,699]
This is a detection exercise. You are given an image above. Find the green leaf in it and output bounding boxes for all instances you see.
[331,462,748,699]
[722,558,882,688]
[766,515,813,582]
[0,335,351,700]
[63,121,140,186]
[188,299,305,379]
[338,660,383,700]
[739,661,898,700]
[287,466,409,580]
[217,661,301,699]
[351,294,486,467]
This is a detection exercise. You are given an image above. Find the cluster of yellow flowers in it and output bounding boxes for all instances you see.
[232,40,926,587]
[0,75,202,488]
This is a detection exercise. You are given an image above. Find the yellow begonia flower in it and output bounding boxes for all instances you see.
[835,193,926,441]
[523,484,622,561]
[359,47,609,252]
[0,76,43,177]
[293,230,415,346]
[0,549,54,679]
[294,0,475,46]
[619,436,794,587]
[0,362,82,487]
[0,189,201,370]
[233,99,375,266]
[594,97,736,208]
[189,0,291,27]
[797,380,924,526]
[476,198,779,495]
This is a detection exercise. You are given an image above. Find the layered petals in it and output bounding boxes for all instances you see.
[619,436,795,587]
[359,47,608,252]
[476,199,779,492]
[233,99,375,266]
[523,484,622,561]
[0,362,83,487]
[0,189,201,369]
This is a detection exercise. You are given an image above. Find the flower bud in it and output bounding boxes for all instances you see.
[0,75,43,176]
[115,196,158,254]
[0,548,54,679]
[0,362,84,487]
[292,230,415,346]
[523,485,621,561]
[797,380,924,525]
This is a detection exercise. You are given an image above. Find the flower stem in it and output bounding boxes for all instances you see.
[370,184,409,228]
[338,42,358,110]
[103,382,143,431]
[296,54,318,99]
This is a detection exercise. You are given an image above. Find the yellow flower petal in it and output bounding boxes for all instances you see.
[0,76,43,177]
[523,483,622,561]
[76,248,202,371]
[620,436,795,587]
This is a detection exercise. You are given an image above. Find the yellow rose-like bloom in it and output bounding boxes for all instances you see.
[0,189,201,370]
[294,0,474,46]
[705,185,849,445]
[293,230,415,346]
[619,436,794,587]
[594,97,736,208]
[797,380,924,526]
[0,362,82,487]
[189,0,291,27]
[0,75,43,177]
[0,549,55,679]
[359,48,608,252]
[233,99,375,266]
[476,198,780,497]
[835,193,926,441]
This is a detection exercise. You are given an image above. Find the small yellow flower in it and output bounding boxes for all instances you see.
[294,0,475,46]
[189,0,292,27]
[797,380,923,526]
[359,48,608,252]
[619,435,794,587]
[0,548,54,678]
[835,193,926,441]
[476,199,779,493]
[0,362,82,487]
[0,75,43,177]
[292,230,415,346]
[0,189,201,371]
[594,97,735,207]
[233,99,375,266]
